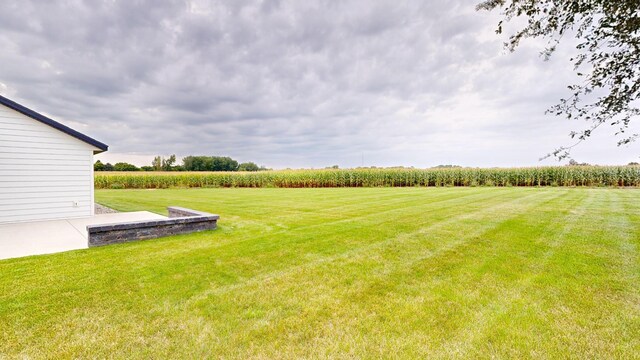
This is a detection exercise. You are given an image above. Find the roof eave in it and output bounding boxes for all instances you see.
[0,94,109,152]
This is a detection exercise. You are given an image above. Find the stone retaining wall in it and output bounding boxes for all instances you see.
[168,206,213,218]
[87,207,219,247]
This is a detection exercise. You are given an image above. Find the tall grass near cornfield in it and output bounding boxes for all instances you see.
[94,166,640,189]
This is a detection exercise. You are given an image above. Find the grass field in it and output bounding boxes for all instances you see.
[1,188,639,358]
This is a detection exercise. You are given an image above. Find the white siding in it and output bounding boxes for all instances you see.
[0,104,99,224]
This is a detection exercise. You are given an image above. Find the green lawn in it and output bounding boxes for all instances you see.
[1,188,639,358]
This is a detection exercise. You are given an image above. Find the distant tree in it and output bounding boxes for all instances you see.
[113,162,139,171]
[94,160,105,171]
[181,155,239,171]
[162,154,176,171]
[151,156,162,171]
[568,159,590,166]
[433,165,462,168]
[103,162,114,171]
[629,162,640,166]
[182,156,213,171]
[140,166,154,171]
[478,1,640,159]
[326,165,339,169]
[211,156,239,171]
[150,154,177,171]
[238,162,260,171]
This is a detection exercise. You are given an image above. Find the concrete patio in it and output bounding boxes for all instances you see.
[0,212,166,260]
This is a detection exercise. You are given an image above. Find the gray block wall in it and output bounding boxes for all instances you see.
[88,207,219,247]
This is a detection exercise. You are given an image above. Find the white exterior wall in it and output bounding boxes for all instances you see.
[0,104,98,224]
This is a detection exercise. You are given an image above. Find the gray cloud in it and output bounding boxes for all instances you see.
[1,0,638,168]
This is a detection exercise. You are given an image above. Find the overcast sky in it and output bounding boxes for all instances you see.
[1,0,638,168]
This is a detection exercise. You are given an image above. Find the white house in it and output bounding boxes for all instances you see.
[0,95,108,224]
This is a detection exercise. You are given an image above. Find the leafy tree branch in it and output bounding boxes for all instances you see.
[478,0,640,159]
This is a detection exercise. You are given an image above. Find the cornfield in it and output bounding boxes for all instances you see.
[94,166,640,189]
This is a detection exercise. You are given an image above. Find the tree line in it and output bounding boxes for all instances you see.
[94,155,268,172]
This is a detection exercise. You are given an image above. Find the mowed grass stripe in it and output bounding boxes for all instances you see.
[0,190,520,350]
[2,189,544,356]
[432,189,592,358]
[97,187,489,229]
[619,191,640,356]
[1,188,639,359]
[82,188,513,275]
[183,189,563,307]
[171,188,558,356]
[531,190,640,357]
[94,188,533,295]
[461,190,640,358]
[31,190,562,358]
[0,188,496,296]
[95,189,523,311]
